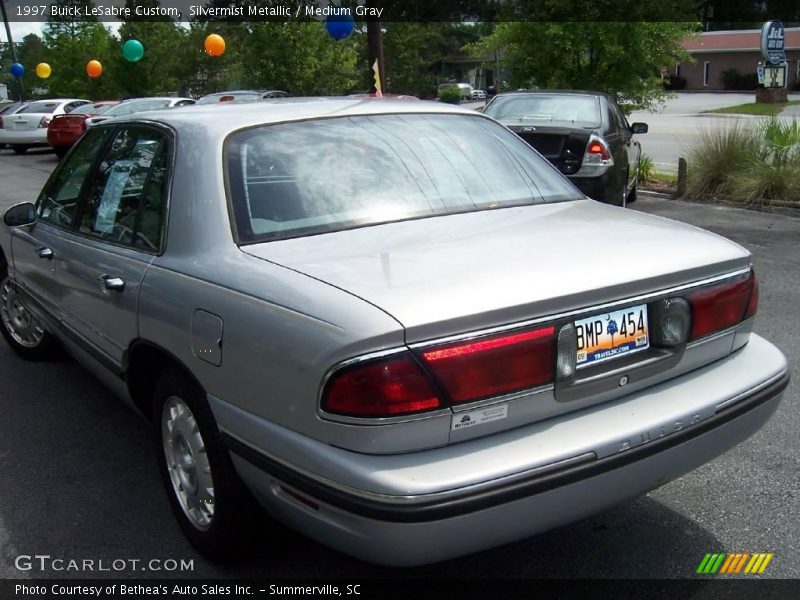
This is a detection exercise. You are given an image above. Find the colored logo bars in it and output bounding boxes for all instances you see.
[697,552,774,575]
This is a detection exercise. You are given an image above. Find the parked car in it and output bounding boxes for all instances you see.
[197,90,289,104]
[0,101,29,149]
[0,99,90,154]
[483,90,647,206]
[47,101,119,158]
[86,97,194,127]
[0,99,788,567]
[471,89,487,100]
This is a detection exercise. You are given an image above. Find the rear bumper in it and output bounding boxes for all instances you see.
[568,171,614,203]
[214,335,788,566]
[0,129,47,146]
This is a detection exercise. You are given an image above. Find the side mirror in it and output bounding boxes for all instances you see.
[631,122,648,134]
[3,202,36,227]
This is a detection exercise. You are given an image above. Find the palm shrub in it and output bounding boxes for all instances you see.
[731,119,800,205]
[638,152,655,184]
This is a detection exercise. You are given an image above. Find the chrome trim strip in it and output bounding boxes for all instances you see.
[715,369,787,412]
[224,427,596,505]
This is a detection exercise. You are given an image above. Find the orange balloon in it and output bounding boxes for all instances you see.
[86,59,103,78]
[204,34,225,57]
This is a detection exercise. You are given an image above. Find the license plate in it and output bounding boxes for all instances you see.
[575,304,649,368]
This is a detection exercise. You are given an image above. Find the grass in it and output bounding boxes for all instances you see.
[704,100,800,117]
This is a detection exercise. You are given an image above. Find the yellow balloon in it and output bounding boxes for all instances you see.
[35,62,52,79]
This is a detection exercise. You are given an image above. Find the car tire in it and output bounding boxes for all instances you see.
[154,368,259,560]
[627,177,638,204]
[54,147,68,159]
[12,145,28,155]
[0,275,58,360]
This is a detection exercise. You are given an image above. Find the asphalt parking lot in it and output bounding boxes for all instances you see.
[0,148,797,580]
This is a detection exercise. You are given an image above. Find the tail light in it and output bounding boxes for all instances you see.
[39,116,50,128]
[321,353,441,417]
[688,271,757,341]
[583,135,614,166]
[418,325,556,403]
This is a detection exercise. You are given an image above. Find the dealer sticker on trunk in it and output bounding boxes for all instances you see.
[451,404,509,431]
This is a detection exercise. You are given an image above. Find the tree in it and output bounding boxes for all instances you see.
[606,317,618,348]
[239,22,359,95]
[43,0,118,98]
[113,1,185,97]
[467,22,698,112]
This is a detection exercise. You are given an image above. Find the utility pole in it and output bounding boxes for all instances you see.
[365,1,384,94]
[0,0,24,100]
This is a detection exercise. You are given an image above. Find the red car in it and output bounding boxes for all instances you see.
[47,101,118,158]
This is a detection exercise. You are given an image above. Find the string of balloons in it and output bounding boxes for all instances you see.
[6,17,354,81]
[6,34,228,81]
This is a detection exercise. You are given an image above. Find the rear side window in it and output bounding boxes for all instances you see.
[37,128,112,228]
[77,127,169,252]
[227,113,581,243]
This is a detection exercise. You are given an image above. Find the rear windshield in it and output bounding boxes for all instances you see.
[106,100,171,116]
[484,95,602,127]
[71,103,114,115]
[198,93,261,104]
[19,101,60,114]
[227,113,581,243]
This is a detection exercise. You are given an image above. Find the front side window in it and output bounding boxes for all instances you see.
[77,127,169,251]
[227,113,581,243]
[37,128,111,228]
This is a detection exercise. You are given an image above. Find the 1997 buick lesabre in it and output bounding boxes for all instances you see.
[0,99,789,566]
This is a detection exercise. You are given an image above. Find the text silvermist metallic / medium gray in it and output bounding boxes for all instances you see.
[0,98,788,566]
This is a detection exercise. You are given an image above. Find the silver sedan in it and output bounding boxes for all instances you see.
[0,99,789,566]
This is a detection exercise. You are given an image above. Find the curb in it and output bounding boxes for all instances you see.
[637,190,800,217]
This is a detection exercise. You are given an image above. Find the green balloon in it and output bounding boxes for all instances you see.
[122,39,144,63]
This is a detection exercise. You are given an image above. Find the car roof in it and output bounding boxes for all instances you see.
[109,97,478,133]
[494,90,612,100]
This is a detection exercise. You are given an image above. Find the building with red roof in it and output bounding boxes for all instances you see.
[677,28,800,90]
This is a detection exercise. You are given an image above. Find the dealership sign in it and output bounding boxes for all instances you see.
[761,21,786,65]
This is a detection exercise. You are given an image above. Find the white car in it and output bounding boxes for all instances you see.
[471,89,487,100]
[86,97,194,127]
[0,99,90,154]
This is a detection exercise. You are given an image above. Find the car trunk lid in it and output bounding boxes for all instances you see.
[6,113,47,131]
[242,200,751,344]
[504,122,594,175]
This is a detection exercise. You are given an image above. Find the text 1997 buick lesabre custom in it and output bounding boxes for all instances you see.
[0,99,789,566]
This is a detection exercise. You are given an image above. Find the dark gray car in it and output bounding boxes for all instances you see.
[0,99,788,566]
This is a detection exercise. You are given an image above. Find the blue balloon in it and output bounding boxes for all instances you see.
[10,63,24,78]
[325,15,355,40]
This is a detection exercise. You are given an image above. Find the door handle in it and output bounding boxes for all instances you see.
[37,247,54,259]
[99,274,125,291]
